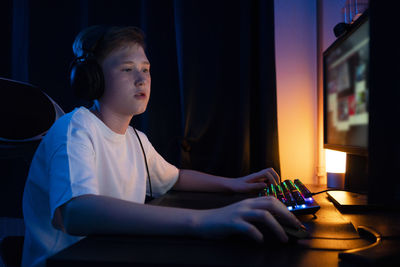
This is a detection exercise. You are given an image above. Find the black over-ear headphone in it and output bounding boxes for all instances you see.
[69,32,105,101]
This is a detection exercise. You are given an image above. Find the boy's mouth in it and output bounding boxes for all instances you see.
[134,92,147,99]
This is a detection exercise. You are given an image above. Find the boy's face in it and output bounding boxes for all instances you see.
[100,43,151,117]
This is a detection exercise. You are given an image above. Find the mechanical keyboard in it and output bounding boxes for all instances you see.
[259,179,320,215]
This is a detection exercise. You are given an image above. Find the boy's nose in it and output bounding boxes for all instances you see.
[135,79,145,87]
[134,72,146,87]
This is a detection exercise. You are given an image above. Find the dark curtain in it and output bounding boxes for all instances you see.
[368,0,400,204]
[1,0,280,178]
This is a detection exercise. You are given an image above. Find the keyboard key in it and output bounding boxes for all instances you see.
[294,179,313,198]
[283,180,296,191]
[292,191,306,205]
[275,185,287,204]
[281,183,296,206]
[268,184,277,198]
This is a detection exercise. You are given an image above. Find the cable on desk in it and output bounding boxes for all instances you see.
[340,226,381,254]
[306,236,361,240]
[296,245,357,252]
[295,226,381,252]
[311,188,366,196]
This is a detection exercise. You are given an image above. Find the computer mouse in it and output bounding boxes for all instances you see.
[282,225,310,240]
[253,222,310,242]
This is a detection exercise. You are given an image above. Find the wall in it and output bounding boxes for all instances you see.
[320,1,344,51]
[274,0,318,184]
[317,0,345,184]
[274,0,348,184]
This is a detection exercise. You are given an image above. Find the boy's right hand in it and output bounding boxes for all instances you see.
[195,196,304,243]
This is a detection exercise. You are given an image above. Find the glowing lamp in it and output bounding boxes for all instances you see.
[325,149,346,188]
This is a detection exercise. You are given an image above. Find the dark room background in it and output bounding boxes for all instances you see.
[0,0,281,179]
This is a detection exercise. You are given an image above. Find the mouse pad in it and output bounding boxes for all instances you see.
[297,221,374,250]
[306,221,359,239]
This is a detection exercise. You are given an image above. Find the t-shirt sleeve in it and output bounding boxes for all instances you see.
[49,127,99,229]
[139,133,179,197]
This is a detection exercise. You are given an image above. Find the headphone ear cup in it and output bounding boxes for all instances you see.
[70,58,105,101]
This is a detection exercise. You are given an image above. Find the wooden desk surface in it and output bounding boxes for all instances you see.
[47,186,400,267]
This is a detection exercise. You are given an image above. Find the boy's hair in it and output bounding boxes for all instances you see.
[72,25,146,63]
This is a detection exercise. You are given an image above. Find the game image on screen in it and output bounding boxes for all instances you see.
[325,19,369,149]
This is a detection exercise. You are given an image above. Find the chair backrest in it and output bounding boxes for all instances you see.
[0,77,64,218]
[0,235,24,267]
[0,78,64,143]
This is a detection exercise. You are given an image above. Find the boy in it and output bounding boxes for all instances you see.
[21,25,303,267]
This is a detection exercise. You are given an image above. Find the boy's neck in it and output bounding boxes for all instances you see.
[90,100,132,135]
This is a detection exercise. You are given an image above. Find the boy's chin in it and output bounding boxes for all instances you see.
[131,107,148,116]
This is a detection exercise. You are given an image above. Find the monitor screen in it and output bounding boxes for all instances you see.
[323,15,369,155]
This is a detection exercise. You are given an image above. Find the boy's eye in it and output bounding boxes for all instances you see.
[122,68,132,72]
[143,68,150,73]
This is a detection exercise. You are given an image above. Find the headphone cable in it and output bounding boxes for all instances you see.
[133,128,153,199]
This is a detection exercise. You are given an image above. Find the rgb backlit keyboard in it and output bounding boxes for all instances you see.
[259,179,320,215]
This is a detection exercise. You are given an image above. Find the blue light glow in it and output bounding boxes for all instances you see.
[288,206,293,211]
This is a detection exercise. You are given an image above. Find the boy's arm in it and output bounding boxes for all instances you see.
[60,194,197,236]
[172,168,279,193]
[60,194,303,243]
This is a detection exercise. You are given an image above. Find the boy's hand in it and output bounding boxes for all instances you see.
[195,196,304,243]
[229,168,280,193]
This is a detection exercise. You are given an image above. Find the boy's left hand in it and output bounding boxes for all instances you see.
[229,168,280,193]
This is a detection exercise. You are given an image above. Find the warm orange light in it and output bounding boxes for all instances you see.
[325,149,346,173]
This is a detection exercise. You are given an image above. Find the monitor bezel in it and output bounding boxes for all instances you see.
[323,11,369,156]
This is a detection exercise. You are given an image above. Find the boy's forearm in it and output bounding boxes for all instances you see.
[172,169,234,192]
[61,194,201,236]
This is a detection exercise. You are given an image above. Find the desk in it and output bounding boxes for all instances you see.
[47,185,400,267]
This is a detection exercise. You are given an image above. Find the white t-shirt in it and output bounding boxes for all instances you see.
[21,106,179,267]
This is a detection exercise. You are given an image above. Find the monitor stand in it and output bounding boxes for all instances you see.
[327,154,371,212]
[327,191,369,213]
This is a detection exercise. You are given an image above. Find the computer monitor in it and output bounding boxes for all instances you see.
[323,13,369,157]
[323,11,370,210]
